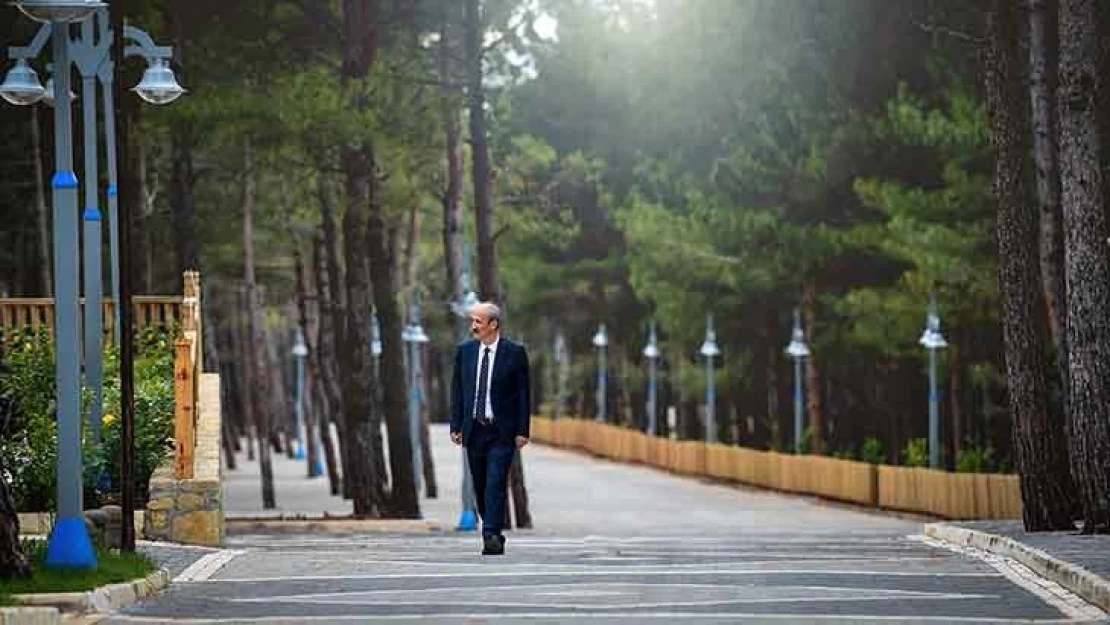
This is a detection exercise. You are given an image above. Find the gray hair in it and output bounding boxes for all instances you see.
[471,301,502,324]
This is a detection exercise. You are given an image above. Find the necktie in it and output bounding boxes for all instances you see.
[474,347,491,424]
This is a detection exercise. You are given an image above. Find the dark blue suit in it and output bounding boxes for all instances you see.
[449,337,531,538]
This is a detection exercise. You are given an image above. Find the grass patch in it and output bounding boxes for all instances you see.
[0,540,155,599]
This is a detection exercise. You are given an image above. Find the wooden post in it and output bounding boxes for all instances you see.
[174,338,196,479]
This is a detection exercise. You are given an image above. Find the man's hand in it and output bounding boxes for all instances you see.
[451,431,462,446]
[515,436,529,449]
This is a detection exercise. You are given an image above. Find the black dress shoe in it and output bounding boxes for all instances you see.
[482,534,505,555]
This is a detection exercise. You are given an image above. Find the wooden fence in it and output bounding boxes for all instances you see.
[0,296,185,339]
[0,271,204,480]
[531,417,1022,520]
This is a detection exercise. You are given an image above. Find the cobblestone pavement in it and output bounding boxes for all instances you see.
[99,426,1107,624]
[952,520,1110,584]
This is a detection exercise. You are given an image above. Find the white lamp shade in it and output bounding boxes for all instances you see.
[592,324,608,348]
[14,0,104,23]
[0,60,45,105]
[132,58,185,105]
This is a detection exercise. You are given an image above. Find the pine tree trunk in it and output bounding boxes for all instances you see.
[465,0,501,303]
[949,341,963,463]
[169,124,199,273]
[1029,0,1068,370]
[30,107,51,296]
[368,175,420,518]
[802,279,825,454]
[312,232,343,495]
[338,0,389,518]
[128,109,151,292]
[440,4,465,320]
[0,448,30,579]
[1058,0,1110,533]
[987,0,1078,531]
[235,289,256,463]
[318,188,353,499]
[242,139,276,509]
[339,147,382,517]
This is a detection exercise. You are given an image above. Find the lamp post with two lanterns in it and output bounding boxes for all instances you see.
[1,0,184,568]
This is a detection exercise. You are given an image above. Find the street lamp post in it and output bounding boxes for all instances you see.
[403,296,430,504]
[1,0,104,571]
[699,315,720,444]
[553,330,568,421]
[785,308,810,455]
[592,324,608,423]
[643,323,660,436]
[1,13,184,560]
[292,329,308,460]
[918,294,948,469]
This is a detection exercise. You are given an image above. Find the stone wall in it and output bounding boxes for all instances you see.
[144,373,224,546]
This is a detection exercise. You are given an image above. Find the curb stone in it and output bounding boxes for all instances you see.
[925,522,1110,613]
[0,607,59,625]
[225,517,444,534]
[10,568,170,615]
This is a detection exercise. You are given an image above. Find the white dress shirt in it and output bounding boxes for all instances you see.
[474,336,499,421]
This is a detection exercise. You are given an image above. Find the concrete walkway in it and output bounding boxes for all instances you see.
[98,424,1107,623]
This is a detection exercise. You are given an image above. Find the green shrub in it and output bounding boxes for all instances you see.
[860,437,885,465]
[901,438,929,468]
[1,328,175,512]
[955,444,994,473]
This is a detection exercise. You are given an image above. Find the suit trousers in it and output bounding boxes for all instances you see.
[466,419,515,537]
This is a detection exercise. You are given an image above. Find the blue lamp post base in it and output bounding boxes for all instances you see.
[46,516,97,570]
[456,509,478,532]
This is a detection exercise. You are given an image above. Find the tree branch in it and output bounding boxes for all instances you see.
[914,20,985,45]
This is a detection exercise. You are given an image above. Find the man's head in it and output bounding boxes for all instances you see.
[469,302,502,344]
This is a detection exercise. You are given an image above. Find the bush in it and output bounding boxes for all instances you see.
[860,437,885,465]
[901,438,929,468]
[955,444,994,473]
[0,328,175,512]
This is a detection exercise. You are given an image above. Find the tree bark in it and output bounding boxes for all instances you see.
[338,0,391,518]
[368,172,420,518]
[30,106,51,297]
[802,278,825,454]
[128,109,151,292]
[464,0,501,303]
[169,123,199,274]
[1058,0,1110,533]
[1029,0,1068,371]
[440,4,465,322]
[318,186,353,498]
[986,0,1078,531]
[0,438,30,579]
[339,146,382,516]
[312,232,343,495]
[234,288,256,462]
[243,139,276,509]
[949,341,963,463]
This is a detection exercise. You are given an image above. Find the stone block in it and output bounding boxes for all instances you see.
[177,493,204,511]
[180,480,220,494]
[148,510,169,533]
[171,510,220,546]
[146,497,174,512]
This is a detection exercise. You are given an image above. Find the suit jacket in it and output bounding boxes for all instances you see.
[450,337,531,446]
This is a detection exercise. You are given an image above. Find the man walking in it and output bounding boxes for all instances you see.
[450,302,531,555]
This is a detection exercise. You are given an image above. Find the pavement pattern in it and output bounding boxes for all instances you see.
[99,425,1108,624]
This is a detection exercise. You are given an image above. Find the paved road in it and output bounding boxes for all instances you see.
[102,425,1106,624]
